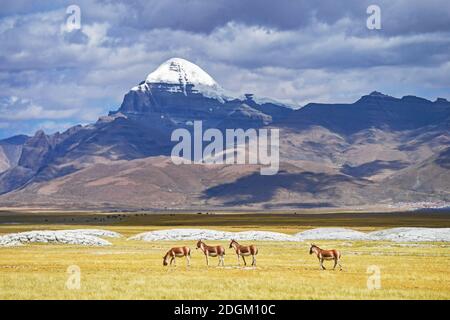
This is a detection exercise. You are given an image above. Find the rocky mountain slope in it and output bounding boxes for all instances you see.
[0,135,29,173]
[0,58,448,210]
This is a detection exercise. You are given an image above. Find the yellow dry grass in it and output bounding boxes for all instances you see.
[1,221,449,300]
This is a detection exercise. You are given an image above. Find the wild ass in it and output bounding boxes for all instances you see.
[229,239,258,266]
[309,244,342,271]
[196,240,225,266]
[163,246,191,267]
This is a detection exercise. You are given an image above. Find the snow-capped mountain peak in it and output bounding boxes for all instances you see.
[145,57,220,89]
[129,57,297,107]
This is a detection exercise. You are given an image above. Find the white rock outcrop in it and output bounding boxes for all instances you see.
[129,227,450,242]
[129,229,235,242]
[233,231,296,242]
[129,228,298,242]
[0,229,120,247]
[295,228,372,241]
[62,229,122,238]
[369,227,450,242]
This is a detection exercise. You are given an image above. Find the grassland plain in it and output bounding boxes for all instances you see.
[0,211,449,299]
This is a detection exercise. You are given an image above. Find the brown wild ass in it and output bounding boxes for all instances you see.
[196,240,225,266]
[163,246,191,266]
[229,239,258,266]
[309,244,342,271]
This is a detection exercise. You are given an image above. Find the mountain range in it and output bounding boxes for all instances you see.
[0,57,449,210]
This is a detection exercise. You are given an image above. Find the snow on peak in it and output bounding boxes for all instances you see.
[145,58,220,89]
[131,57,298,107]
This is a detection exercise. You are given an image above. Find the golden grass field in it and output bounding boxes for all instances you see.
[0,211,449,300]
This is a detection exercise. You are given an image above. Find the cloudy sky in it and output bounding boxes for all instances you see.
[0,0,449,138]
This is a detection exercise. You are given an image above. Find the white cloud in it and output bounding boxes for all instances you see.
[0,96,89,121]
[0,1,449,138]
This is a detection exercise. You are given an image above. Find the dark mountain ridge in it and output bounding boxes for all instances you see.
[280,91,450,135]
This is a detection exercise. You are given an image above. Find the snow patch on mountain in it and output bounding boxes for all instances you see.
[248,95,300,110]
[146,58,219,88]
[129,57,300,108]
[131,57,232,101]
[145,57,220,93]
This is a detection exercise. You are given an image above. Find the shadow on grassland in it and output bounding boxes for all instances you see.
[202,171,367,206]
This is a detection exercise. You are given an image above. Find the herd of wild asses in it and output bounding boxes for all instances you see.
[163,240,342,271]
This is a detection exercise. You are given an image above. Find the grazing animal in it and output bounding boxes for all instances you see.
[163,246,191,267]
[229,239,258,266]
[196,240,225,266]
[309,244,342,271]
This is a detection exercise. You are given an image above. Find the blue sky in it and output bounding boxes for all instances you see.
[0,0,449,139]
